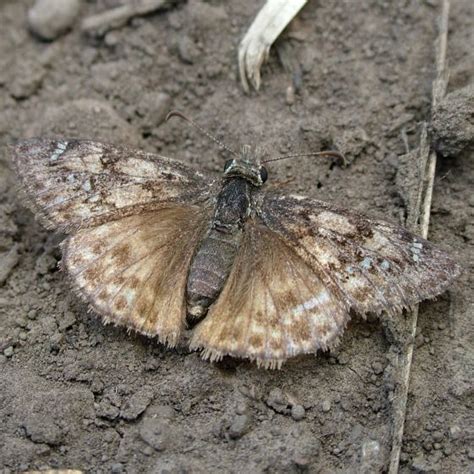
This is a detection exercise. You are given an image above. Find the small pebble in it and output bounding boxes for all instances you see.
[371,361,384,375]
[423,439,432,452]
[111,462,124,474]
[28,0,81,41]
[104,31,120,47]
[321,399,331,412]
[140,445,154,456]
[27,309,37,320]
[3,346,14,357]
[292,455,310,467]
[229,414,250,439]
[235,402,247,415]
[449,425,461,439]
[177,36,198,64]
[291,405,306,421]
[340,399,352,411]
[144,358,160,372]
[266,388,289,414]
[15,317,28,328]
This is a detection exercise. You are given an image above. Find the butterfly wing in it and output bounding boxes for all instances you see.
[12,138,213,231]
[190,221,349,368]
[13,138,215,344]
[258,193,461,317]
[62,205,211,345]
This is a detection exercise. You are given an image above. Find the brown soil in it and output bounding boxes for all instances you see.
[0,1,472,472]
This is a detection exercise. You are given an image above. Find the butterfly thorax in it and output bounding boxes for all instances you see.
[186,176,256,319]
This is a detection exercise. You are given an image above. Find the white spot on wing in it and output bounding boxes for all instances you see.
[87,194,100,203]
[291,290,330,317]
[361,256,373,270]
[52,195,66,205]
[49,141,68,162]
[82,179,92,192]
[411,239,423,262]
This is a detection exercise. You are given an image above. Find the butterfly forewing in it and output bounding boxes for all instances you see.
[12,138,212,231]
[13,138,214,346]
[190,221,349,368]
[258,193,461,317]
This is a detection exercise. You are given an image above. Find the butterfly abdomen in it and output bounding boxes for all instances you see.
[186,178,252,319]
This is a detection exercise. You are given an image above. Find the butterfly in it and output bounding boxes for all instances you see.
[12,111,460,369]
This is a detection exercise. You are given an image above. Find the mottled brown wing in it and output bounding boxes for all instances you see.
[190,221,349,368]
[12,138,213,231]
[258,193,461,317]
[62,205,211,345]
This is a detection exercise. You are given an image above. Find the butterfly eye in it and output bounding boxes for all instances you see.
[224,159,233,172]
[259,166,268,183]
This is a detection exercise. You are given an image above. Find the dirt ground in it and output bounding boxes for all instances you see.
[0,0,472,472]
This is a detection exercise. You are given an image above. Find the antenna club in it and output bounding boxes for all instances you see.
[166,110,186,122]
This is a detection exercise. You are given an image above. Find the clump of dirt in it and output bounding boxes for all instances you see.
[430,83,474,156]
[0,1,472,472]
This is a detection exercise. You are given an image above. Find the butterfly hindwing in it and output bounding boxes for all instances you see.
[62,205,212,345]
[190,221,349,368]
[12,138,213,231]
[258,193,461,317]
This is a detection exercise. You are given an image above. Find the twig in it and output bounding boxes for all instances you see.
[81,0,175,36]
[388,1,450,473]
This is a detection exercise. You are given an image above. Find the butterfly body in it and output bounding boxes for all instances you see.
[12,137,460,368]
[187,177,253,318]
[187,151,269,319]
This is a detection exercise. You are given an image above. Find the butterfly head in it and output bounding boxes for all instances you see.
[223,145,268,187]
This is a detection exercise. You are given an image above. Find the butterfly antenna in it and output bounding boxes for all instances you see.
[166,110,239,158]
[262,150,347,166]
